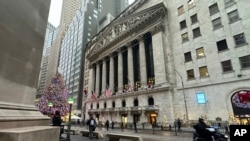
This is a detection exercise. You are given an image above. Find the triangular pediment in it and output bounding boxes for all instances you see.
[87,2,167,60]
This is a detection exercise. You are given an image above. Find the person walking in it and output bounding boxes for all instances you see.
[111,121,115,129]
[177,118,181,131]
[52,110,63,138]
[87,114,96,139]
[105,119,110,131]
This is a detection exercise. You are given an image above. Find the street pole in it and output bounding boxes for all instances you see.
[174,69,189,123]
[66,103,72,141]
[67,97,73,141]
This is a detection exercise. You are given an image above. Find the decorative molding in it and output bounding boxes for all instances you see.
[86,3,167,62]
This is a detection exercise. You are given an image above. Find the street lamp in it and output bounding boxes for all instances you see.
[48,102,53,115]
[174,69,189,123]
[66,96,74,141]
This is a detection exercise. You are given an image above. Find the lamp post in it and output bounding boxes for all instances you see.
[48,102,53,115]
[48,102,53,125]
[66,96,73,141]
[174,69,189,123]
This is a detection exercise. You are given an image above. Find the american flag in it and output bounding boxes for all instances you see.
[91,90,97,101]
[128,79,135,94]
[105,84,111,98]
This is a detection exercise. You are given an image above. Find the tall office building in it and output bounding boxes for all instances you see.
[45,0,82,85]
[58,0,129,115]
[36,22,57,99]
[60,0,82,29]
[84,0,250,126]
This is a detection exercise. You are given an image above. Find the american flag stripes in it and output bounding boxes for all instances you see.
[91,90,97,101]
[128,79,135,94]
[105,84,111,98]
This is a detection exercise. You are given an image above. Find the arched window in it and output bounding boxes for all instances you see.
[104,102,107,108]
[148,97,154,106]
[97,103,99,109]
[134,99,139,107]
[122,100,126,107]
[91,104,93,109]
[112,101,116,108]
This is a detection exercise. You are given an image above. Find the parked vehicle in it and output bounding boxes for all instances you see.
[193,127,228,141]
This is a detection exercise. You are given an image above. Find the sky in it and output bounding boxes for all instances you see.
[48,0,135,27]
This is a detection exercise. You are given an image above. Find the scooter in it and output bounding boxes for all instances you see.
[193,127,228,141]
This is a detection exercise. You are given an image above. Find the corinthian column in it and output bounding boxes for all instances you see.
[118,50,123,93]
[95,63,100,96]
[152,31,166,84]
[127,46,134,89]
[109,56,114,94]
[139,39,147,87]
[102,59,107,96]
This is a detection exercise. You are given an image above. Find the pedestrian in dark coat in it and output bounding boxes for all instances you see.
[52,110,63,135]
[177,118,181,131]
[105,120,110,131]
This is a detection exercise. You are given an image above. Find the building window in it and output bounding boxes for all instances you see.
[148,97,154,106]
[104,102,107,108]
[199,66,209,77]
[209,3,219,15]
[122,100,126,107]
[196,47,205,58]
[216,39,228,52]
[221,60,233,72]
[228,10,240,23]
[184,52,192,62]
[187,69,195,79]
[193,27,201,38]
[234,33,246,46]
[191,14,198,24]
[212,18,222,30]
[188,0,195,9]
[112,101,115,108]
[239,55,250,69]
[180,20,187,29]
[178,6,184,15]
[224,0,235,7]
[182,32,189,42]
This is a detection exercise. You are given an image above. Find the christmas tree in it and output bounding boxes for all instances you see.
[38,73,69,116]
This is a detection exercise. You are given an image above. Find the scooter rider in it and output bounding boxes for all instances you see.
[193,118,213,141]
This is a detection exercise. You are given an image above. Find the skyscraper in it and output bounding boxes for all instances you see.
[58,0,129,115]
[45,0,82,85]
[36,22,57,99]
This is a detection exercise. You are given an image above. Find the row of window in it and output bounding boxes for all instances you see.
[179,1,241,42]
[184,32,247,62]
[185,55,250,80]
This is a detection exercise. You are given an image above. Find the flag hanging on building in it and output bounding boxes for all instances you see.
[91,90,97,101]
[105,84,111,98]
[128,79,135,94]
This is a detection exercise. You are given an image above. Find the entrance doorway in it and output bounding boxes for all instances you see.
[121,114,127,128]
[150,113,157,125]
[231,90,250,125]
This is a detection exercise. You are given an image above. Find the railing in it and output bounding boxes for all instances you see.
[88,105,160,113]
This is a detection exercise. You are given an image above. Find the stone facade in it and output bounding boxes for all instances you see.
[83,0,250,126]
[0,1,59,140]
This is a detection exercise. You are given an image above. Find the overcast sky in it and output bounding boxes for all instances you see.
[48,0,135,27]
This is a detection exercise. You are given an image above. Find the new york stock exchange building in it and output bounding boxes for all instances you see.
[83,0,250,127]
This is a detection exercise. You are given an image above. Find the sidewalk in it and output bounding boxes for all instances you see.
[67,126,194,141]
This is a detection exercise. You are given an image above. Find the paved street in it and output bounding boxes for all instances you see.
[63,126,194,141]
